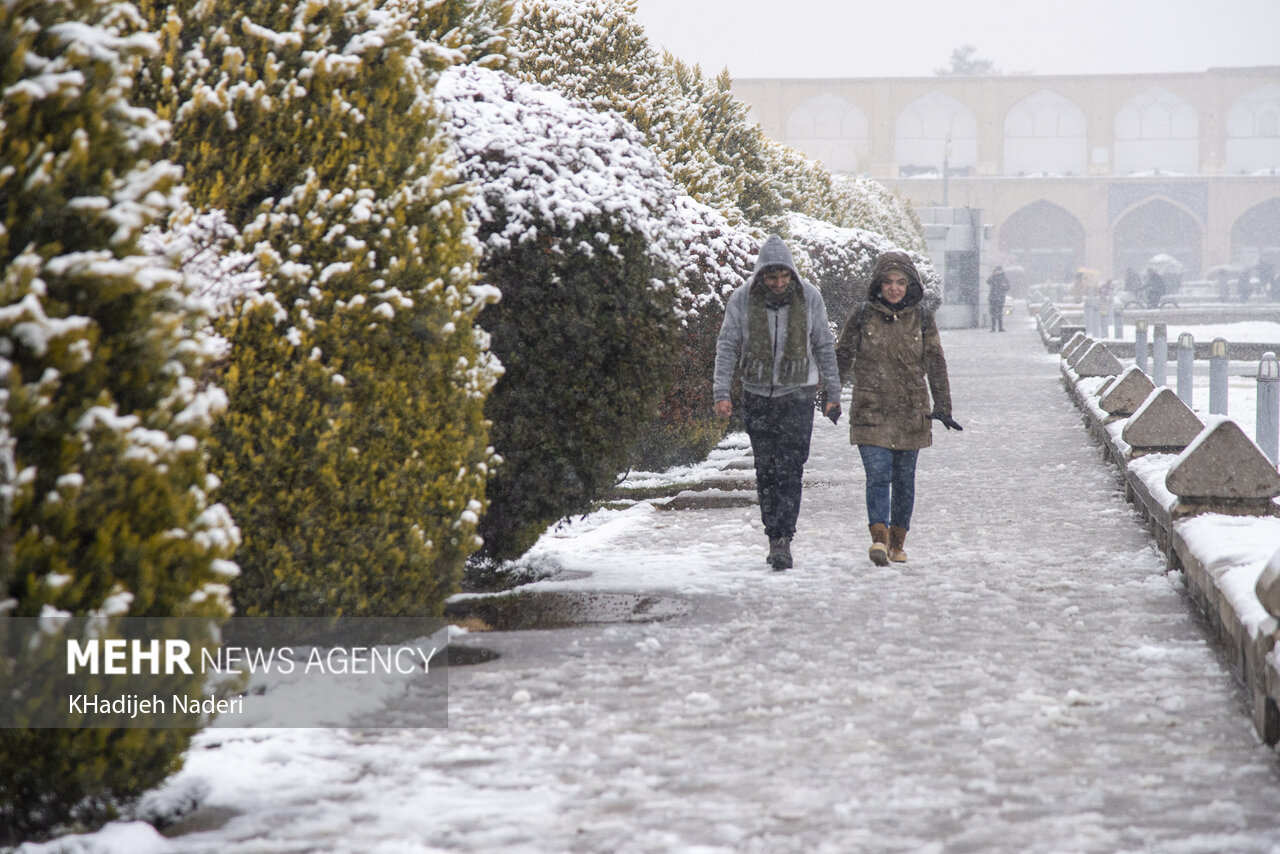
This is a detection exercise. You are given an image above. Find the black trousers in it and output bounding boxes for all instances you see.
[742,391,814,540]
[990,298,1006,330]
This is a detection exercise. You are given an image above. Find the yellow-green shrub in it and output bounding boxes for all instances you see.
[0,0,236,838]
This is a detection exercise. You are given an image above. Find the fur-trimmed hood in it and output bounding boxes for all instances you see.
[867,251,925,309]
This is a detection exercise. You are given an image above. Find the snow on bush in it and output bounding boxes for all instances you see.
[627,196,758,471]
[139,209,262,312]
[0,0,237,838]
[439,64,702,562]
[789,212,940,331]
[131,0,503,617]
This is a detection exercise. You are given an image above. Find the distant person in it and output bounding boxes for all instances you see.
[987,265,1010,332]
[1216,269,1232,302]
[1264,262,1280,300]
[835,251,960,567]
[1125,268,1142,307]
[1239,270,1253,303]
[1257,261,1276,300]
[1143,268,1165,309]
[712,235,842,571]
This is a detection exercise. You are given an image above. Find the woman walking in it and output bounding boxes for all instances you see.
[836,251,960,565]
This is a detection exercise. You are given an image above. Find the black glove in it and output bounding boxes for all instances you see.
[931,413,963,431]
[826,404,842,425]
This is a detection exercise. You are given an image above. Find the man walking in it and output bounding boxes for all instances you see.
[713,235,841,570]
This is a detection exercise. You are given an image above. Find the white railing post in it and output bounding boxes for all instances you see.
[1153,323,1168,387]
[1176,333,1195,406]
[1209,338,1229,416]
[1258,352,1280,466]
[1134,320,1148,373]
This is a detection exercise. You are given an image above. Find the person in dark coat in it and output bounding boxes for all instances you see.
[987,266,1010,332]
[1125,268,1143,307]
[1140,268,1164,309]
[835,251,959,566]
[713,235,841,571]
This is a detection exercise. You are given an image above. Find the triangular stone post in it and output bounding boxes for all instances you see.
[1165,418,1280,516]
[1061,332,1089,363]
[1099,367,1157,419]
[1121,387,1203,457]
[1074,343,1124,378]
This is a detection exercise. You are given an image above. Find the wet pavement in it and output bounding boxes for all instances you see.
[164,319,1280,854]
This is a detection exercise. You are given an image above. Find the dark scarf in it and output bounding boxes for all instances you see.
[744,278,809,386]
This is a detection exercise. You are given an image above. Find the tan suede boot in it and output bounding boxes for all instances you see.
[868,524,889,566]
[888,526,908,563]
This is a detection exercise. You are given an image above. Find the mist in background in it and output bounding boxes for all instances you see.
[632,0,1280,79]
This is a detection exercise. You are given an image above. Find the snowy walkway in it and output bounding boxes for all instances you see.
[126,317,1280,854]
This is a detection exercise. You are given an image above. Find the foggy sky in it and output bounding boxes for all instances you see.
[631,0,1280,79]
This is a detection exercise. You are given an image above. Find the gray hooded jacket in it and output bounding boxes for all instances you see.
[713,235,840,403]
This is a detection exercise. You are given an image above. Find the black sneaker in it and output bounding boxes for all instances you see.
[767,536,793,571]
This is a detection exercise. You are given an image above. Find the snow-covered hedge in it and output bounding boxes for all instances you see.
[789,213,940,332]
[133,0,502,617]
[439,65,691,563]
[512,0,924,253]
[0,0,237,838]
[514,0,741,221]
[629,198,757,471]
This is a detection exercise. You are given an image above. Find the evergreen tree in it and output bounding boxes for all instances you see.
[133,0,503,617]
[689,65,788,234]
[0,0,237,837]
[935,44,1001,76]
[515,0,737,218]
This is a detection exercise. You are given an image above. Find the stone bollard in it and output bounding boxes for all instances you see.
[1074,343,1124,379]
[1061,332,1089,364]
[1099,366,1157,420]
[1083,298,1100,338]
[1209,338,1229,416]
[1153,323,1168,387]
[1165,418,1280,518]
[1176,332,1195,407]
[1065,336,1095,369]
[1255,546,1280,620]
[1121,387,1203,459]
[1260,352,1280,466]
[1134,320,1148,374]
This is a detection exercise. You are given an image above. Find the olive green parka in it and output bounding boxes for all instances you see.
[835,252,952,450]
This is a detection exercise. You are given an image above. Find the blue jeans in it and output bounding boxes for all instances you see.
[857,445,919,530]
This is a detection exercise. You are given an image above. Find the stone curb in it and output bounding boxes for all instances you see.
[1053,333,1280,747]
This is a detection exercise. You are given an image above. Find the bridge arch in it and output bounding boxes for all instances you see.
[784,92,867,175]
[1225,84,1280,175]
[1003,90,1087,177]
[1114,87,1199,176]
[895,91,977,177]
[1112,197,1203,277]
[999,200,1085,285]
[1230,197,1280,267]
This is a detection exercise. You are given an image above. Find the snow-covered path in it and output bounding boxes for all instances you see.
[122,317,1280,854]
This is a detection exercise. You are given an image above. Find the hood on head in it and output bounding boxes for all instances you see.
[750,234,802,288]
[869,250,924,307]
